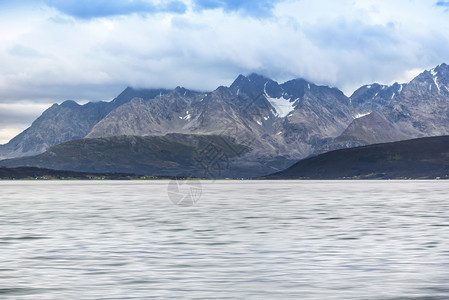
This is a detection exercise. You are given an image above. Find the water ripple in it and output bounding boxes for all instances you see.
[0,180,448,299]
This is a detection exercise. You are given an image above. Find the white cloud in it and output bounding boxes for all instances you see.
[0,127,27,144]
[1,0,449,141]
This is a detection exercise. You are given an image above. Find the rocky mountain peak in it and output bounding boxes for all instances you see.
[398,62,449,99]
[349,82,406,116]
[412,62,449,83]
[229,74,248,89]
[60,100,81,108]
[280,78,309,99]
[170,86,198,98]
[431,63,449,88]
[112,87,171,107]
[230,73,280,99]
[173,86,187,93]
[434,62,449,72]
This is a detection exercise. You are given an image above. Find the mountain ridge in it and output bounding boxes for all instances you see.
[319,63,449,153]
[2,64,449,178]
[0,87,171,159]
[82,72,359,162]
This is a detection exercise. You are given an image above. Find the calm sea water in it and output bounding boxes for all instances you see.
[1,180,449,299]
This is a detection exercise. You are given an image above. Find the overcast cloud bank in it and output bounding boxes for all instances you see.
[1,0,449,143]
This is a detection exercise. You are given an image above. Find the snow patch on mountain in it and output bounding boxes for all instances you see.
[179,111,191,120]
[263,81,296,118]
[354,112,371,119]
[266,95,296,118]
[431,69,441,92]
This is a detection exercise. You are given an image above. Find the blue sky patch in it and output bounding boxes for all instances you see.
[45,0,187,19]
[193,0,283,17]
[436,1,449,6]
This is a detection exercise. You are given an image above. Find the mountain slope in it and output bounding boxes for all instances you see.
[326,63,449,150]
[0,87,170,159]
[265,135,449,179]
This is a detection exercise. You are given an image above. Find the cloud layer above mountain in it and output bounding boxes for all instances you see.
[1,0,449,142]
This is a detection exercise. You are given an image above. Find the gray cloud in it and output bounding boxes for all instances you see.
[1,0,449,143]
[0,103,51,126]
[1,0,449,97]
[0,102,53,144]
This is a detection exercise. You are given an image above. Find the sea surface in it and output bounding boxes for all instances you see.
[1,180,449,299]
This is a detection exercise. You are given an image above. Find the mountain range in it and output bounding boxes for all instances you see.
[1,63,449,177]
[0,87,170,159]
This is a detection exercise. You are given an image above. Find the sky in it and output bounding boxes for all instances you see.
[1,0,449,144]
